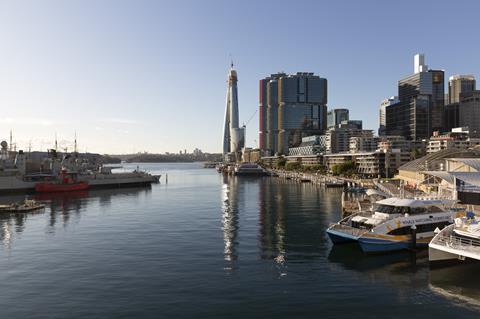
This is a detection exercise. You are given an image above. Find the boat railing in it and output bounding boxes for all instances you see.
[432,232,480,251]
[329,223,371,237]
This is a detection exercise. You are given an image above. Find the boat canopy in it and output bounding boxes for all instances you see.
[365,189,388,198]
[375,197,454,208]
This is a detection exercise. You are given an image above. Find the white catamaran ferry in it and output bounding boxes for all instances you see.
[327,197,458,253]
[429,212,480,265]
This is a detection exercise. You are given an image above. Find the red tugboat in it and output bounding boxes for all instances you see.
[35,170,89,193]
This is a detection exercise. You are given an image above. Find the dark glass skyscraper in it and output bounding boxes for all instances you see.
[386,54,445,140]
[327,108,349,129]
[259,72,327,155]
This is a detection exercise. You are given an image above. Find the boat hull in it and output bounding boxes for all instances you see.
[326,228,359,244]
[358,236,430,253]
[35,182,89,193]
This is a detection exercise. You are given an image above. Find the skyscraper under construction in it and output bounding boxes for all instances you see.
[222,64,245,161]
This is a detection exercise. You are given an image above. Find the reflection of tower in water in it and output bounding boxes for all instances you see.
[259,178,285,260]
[258,178,331,267]
[221,175,239,264]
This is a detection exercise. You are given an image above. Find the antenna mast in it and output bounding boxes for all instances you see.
[74,131,78,154]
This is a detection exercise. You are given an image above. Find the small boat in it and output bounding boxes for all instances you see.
[203,162,217,168]
[327,197,457,253]
[0,199,45,213]
[35,170,89,193]
[233,163,267,176]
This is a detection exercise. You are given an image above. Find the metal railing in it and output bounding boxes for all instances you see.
[432,233,480,252]
[329,223,371,237]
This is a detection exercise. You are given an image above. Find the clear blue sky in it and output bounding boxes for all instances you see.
[0,0,479,154]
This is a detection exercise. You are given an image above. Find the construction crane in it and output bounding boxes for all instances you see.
[243,109,257,127]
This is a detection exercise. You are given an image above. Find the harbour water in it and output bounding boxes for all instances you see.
[0,162,479,318]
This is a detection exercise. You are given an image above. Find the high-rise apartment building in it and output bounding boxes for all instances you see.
[259,72,327,155]
[223,64,245,160]
[259,73,285,155]
[378,96,399,136]
[327,108,349,129]
[386,54,445,140]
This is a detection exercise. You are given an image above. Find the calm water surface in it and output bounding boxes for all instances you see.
[0,162,479,318]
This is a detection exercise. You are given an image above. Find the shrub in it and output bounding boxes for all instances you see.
[276,157,287,169]
[331,161,356,176]
[285,162,302,171]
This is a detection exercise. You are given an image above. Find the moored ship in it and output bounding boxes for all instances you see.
[0,143,160,193]
[35,170,89,193]
[429,212,480,266]
[233,163,267,176]
[327,197,458,253]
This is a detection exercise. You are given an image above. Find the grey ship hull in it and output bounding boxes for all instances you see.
[0,173,159,193]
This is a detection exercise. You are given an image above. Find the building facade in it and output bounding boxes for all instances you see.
[459,91,480,137]
[323,149,410,178]
[325,128,373,154]
[386,54,445,140]
[379,96,399,136]
[377,135,411,152]
[259,73,285,154]
[327,108,349,129]
[288,135,327,156]
[259,72,328,156]
[448,75,476,104]
[349,136,379,153]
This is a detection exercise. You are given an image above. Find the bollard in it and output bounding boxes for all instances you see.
[410,224,417,250]
[166,173,168,184]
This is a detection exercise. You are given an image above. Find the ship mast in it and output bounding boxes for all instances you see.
[74,131,78,155]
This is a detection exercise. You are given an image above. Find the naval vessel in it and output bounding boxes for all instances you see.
[0,142,160,193]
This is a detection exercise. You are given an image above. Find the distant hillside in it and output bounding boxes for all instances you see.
[111,153,222,163]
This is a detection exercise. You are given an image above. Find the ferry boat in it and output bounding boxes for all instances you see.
[327,197,456,253]
[429,212,480,265]
[233,163,267,176]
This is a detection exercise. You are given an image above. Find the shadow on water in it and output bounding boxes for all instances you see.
[326,243,443,303]
[429,262,480,311]
[328,243,429,272]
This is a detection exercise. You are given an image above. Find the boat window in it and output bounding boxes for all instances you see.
[410,207,427,214]
[392,206,410,214]
[387,226,411,236]
[427,206,443,213]
[351,220,374,230]
[415,221,451,233]
[387,221,451,235]
[375,205,394,214]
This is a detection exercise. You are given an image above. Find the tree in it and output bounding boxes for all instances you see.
[331,160,356,176]
[276,157,287,169]
[285,162,301,171]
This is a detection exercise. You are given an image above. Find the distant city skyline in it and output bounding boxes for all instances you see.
[1,1,480,154]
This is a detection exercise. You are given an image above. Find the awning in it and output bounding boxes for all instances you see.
[421,171,480,189]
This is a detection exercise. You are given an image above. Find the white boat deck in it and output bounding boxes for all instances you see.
[430,225,480,261]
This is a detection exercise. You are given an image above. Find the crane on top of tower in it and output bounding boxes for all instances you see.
[243,109,257,128]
